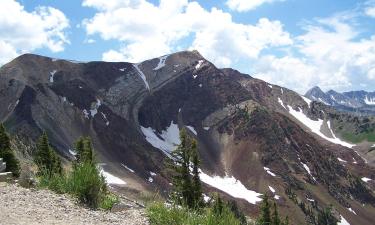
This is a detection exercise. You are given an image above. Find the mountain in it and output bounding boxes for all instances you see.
[1,51,375,225]
[305,86,375,114]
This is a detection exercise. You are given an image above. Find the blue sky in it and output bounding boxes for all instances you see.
[1,0,375,94]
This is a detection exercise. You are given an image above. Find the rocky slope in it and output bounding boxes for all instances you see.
[1,51,375,224]
[0,182,148,225]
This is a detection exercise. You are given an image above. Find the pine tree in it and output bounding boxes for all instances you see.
[257,194,272,225]
[35,132,62,176]
[0,123,20,177]
[191,139,203,209]
[75,137,94,164]
[317,206,338,225]
[169,128,204,209]
[213,194,224,216]
[272,202,281,225]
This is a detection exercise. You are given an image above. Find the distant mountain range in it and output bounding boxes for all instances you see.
[305,86,375,114]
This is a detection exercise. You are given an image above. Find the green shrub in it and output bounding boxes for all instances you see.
[147,202,243,225]
[99,193,120,210]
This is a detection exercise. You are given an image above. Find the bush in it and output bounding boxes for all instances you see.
[68,162,107,208]
[147,202,243,225]
[99,193,120,210]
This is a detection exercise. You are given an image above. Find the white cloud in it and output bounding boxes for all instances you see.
[254,13,375,93]
[226,0,285,12]
[365,6,375,17]
[82,0,291,65]
[0,0,70,65]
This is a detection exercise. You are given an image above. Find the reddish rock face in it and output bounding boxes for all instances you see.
[1,51,375,224]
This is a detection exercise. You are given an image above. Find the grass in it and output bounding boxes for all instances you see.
[38,162,118,210]
[146,202,245,225]
[341,131,375,143]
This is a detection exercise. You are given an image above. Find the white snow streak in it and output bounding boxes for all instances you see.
[364,96,375,105]
[301,162,316,181]
[83,109,89,119]
[199,171,262,204]
[186,126,197,135]
[301,95,312,107]
[203,126,210,131]
[100,169,126,185]
[68,149,77,156]
[268,186,275,193]
[100,112,109,126]
[49,70,57,83]
[287,106,355,148]
[278,97,286,109]
[153,55,168,70]
[141,121,181,156]
[133,63,150,90]
[347,208,356,215]
[195,60,204,70]
[148,177,154,183]
[150,172,157,176]
[337,215,350,225]
[268,84,273,88]
[361,177,372,183]
[263,167,276,177]
[337,158,347,163]
[121,164,135,173]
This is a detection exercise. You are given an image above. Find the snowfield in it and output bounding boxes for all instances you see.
[141,121,181,156]
[99,168,126,185]
[153,55,168,70]
[287,106,355,148]
[199,171,262,204]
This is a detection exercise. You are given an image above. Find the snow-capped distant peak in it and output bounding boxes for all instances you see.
[364,96,375,105]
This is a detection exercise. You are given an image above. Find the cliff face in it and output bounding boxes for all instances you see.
[1,51,374,224]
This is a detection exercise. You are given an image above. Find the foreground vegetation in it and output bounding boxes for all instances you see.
[147,129,289,225]
[36,134,118,209]
[0,123,20,177]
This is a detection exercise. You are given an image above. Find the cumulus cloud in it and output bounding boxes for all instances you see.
[365,6,375,17]
[0,0,70,65]
[82,0,292,65]
[226,0,285,12]
[254,13,375,93]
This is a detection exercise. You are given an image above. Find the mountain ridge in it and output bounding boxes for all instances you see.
[1,51,375,225]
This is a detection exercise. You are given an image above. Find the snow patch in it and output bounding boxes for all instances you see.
[69,149,77,156]
[199,84,202,88]
[148,177,154,183]
[364,96,375,105]
[133,63,150,90]
[119,68,126,72]
[153,55,168,70]
[268,186,275,193]
[121,164,135,173]
[361,177,371,183]
[203,126,210,131]
[90,99,101,117]
[347,208,356,215]
[263,167,276,177]
[141,121,181,156]
[301,95,312,107]
[100,112,109,126]
[307,198,315,202]
[203,194,210,203]
[274,195,280,200]
[83,109,89,119]
[337,158,347,163]
[195,60,204,70]
[301,162,316,181]
[100,168,126,185]
[268,84,273,88]
[49,70,57,83]
[278,98,286,109]
[318,98,330,105]
[287,106,355,148]
[186,126,197,135]
[199,171,262,204]
[280,88,284,94]
[150,172,157,176]
[337,215,350,225]
[193,74,198,79]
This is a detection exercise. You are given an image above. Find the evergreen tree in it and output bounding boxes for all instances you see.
[169,129,204,209]
[0,123,20,177]
[191,139,203,209]
[34,132,62,175]
[75,137,94,164]
[317,206,338,225]
[272,202,281,225]
[227,200,247,225]
[213,194,224,216]
[257,194,272,225]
